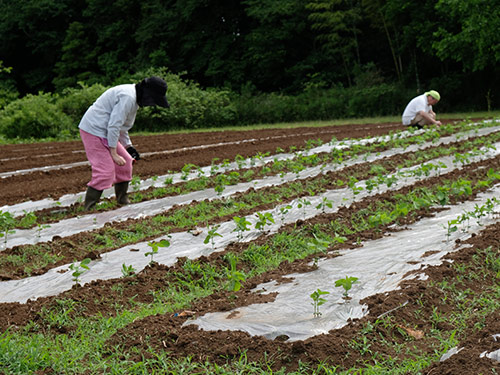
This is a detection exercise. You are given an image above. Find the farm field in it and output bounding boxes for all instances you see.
[0,119,499,374]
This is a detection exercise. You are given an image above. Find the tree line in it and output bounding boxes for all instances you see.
[0,0,498,112]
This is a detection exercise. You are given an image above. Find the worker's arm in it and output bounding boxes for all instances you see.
[417,110,442,125]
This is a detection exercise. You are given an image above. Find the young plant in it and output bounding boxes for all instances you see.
[226,255,246,292]
[121,263,136,277]
[232,216,252,241]
[254,212,275,233]
[36,223,51,239]
[68,258,91,285]
[145,238,171,264]
[307,234,330,254]
[279,204,293,223]
[181,163,198,180]
[335,276,359,299]
[310,289,329,317]
[204,224,222,250]
[19,211,37,228]
[130,175,141,192]
[297,198,311,219]
[315,197,333,213]
[444,219,459,241]
[0,211,16,244]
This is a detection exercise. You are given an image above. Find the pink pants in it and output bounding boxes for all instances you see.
[80,129,133,191]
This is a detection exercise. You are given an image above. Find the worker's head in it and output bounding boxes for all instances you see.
[136,77,170,108]
[425,90,440,105]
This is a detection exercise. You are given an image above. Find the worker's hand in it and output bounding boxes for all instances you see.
[126,146,141,161]
[112,153,126,166]
[435,120,442,126]
[110,147,126,166]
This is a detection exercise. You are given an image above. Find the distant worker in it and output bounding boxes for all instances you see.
[79,76,170,210]
[402,90,441,128]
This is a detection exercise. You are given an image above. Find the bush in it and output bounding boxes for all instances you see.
[0,93,74,139]
[233,83,409,125]
[127,67,237,131]
[58,82,107,124]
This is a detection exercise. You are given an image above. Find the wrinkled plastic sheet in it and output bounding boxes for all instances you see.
[0,130,339,179]
[4,124,498,218]
[0,151,498,307]
[2,127,429,216]
[185,187,500,341]
[2,129,498,249]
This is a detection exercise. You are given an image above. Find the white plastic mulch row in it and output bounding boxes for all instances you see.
[0,140,498,303]
[187,187,500,342]
[0,128,343,178]
[2,126,499,249]
[1,125,378,179]
[2,127,427,216]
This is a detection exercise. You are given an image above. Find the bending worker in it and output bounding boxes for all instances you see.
[79,76,169,210]
[402,90,441,128]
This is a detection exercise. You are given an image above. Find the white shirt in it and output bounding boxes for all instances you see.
[78,84,138,148]
[402,94,432,125]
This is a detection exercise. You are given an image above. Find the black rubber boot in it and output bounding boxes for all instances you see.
[84,186,103,210]
[114,181,130,206]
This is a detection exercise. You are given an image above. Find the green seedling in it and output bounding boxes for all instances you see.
[121,263,136,277]
[0,210,16,244]
[232,216,252,241]
[226,256,245,292]
[310,289,329,317]
[335,276,359,299]
[181,163,198,180]
[254,212,275,233]
[36,223,51,238]
[316,197,333,213]
[279,204,293,223]
[444,219,459,241]
[19,211,37,228]
[68,258,91,285]
[297,198,311,219]
[307,234,330,254]
[234,154,246,169]
[204,224,222,250]
[145,238,171,264]
[150,175,159,187]
[214,174,229,195]
[130,175,141,192]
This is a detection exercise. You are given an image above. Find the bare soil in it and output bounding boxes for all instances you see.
[1,120,499,374]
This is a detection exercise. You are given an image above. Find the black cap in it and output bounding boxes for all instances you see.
[137,76,170,108]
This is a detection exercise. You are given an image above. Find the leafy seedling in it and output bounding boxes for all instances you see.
[297,198,311,219]
[0,211,16,244]
[226,256,246,292]
[316,197,333,213]
[232,216,252,241]
[69,258,91,285]
[279,205,293,223]
[310,289,329,317]
[335,276,358,299]
[121,263,136,277]
[130,175,141,192]
[145,238,171,264]
[36,223,51,238]
[254,212,275,233]
[204,224,222,250]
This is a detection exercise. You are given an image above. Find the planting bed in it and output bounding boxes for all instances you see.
[0,120,500,374]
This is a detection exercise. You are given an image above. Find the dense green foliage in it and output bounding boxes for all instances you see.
[0,69,412,139]
[0,0,498,138]
[1,0,498,96]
